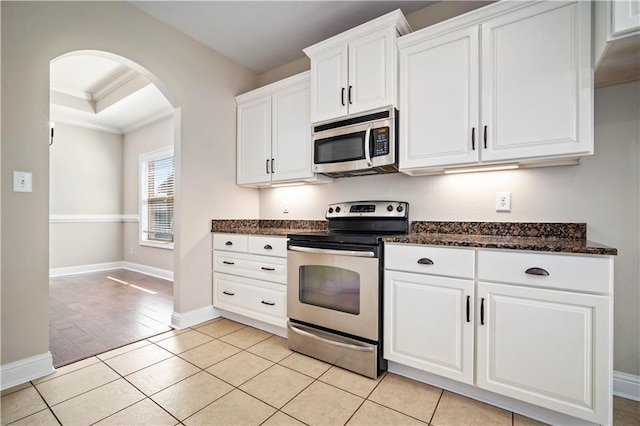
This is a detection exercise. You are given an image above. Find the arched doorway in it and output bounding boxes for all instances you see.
[48,51,179,367]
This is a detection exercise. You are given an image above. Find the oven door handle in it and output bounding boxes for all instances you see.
[288,245,375,258]
[287,322,374,353]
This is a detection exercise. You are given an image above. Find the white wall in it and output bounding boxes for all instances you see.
[1,1,258,368]
[260,82,640,376]
[123,116,174,272]
[49,123,124,269]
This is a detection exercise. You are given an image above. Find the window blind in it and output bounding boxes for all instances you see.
[142,155,174,243]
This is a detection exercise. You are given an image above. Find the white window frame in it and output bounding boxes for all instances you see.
[139,146,174,250]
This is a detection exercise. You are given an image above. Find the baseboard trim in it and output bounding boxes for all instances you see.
[614,370,640,401]
[171,306,218,330]
[49,261,173,281]
[122,262,173,281]
[49,262,123,277]
[0,352,55,391]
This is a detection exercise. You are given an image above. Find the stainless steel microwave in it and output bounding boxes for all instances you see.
[312,107,398,178]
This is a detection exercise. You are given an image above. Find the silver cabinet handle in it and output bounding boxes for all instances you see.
[287,322,374,353]
[525,267,549,276]
[288,245,375,258]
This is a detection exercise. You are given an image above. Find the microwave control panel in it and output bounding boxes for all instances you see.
[371,127,390,157]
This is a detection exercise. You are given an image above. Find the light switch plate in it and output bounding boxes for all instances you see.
[13,171,33,193]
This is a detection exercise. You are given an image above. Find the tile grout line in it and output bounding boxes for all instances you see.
[428,387,445,426]
[29,380,64,426]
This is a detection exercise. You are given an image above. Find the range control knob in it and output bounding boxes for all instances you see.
[328,207,334,214]
[387,204,394,212]
[397,205,404,213]
[335,206,341,213]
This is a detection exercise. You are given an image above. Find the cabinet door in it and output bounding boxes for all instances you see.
[476,282,611,425]
[399,26,480,170]
[271,81,313,182]
[310,44,348,123]
[348,27,396,115]
[481,2,592,162]
[384,270,474,384]
[237,96,272,185]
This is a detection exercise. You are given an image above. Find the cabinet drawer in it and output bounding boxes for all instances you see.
[249,236,287,258]
[478,250,613,294]
[385,244,475,279]
[213,233,248,252]
[214,274,286,321]
[213,251,287,284]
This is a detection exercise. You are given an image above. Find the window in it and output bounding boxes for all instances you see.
[140,147,174,248]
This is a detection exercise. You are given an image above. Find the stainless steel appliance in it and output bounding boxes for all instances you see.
[312,108,398,178]
[287,200,409,378]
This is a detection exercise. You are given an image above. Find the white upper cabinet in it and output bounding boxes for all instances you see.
[481,2,592,163]
[305,10,411,124]
[398,1,593,174]
[399,26,480,169]
[236,72,328,187]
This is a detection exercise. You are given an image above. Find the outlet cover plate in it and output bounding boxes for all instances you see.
[496,192,511,212]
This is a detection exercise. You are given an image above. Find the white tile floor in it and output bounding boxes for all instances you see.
[2,318,639,426]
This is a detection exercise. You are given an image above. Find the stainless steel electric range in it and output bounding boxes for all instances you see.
[286,200,409,378]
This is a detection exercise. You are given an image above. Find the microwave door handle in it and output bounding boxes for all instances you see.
[364,125,372,167]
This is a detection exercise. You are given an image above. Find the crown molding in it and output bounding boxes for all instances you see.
[49,113,123,135]
[92,68,145,102]
[122,109,175,134]
[50,83,92,100]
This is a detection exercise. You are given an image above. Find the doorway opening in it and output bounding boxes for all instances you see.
[49,51,178,367]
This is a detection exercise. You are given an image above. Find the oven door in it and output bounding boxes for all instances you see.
[287,241,380,341]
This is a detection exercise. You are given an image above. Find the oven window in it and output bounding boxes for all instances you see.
[298,265,360,315]
[314,132,365,164]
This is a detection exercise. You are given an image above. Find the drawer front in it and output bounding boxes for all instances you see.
[214,274,286,320]
[213,251,287,284]
[249,236,287,258]
[213,233,248,252]
[385,244,475,279]
[478,250,612,294]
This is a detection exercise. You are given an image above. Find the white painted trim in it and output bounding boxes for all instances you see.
[50,261,173,281]
[171,306,218,330]
[92,68,141,101]
[50,83,92,100]
[49,113,123,134]
[0,352,55,391]
[49,262,124,277]
[121,261,173,281]
[122,109,175,134]
[614,370,640,401]
[50,214,138,223]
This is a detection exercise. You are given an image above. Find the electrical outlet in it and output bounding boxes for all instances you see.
[283,204,290,214]
[496,192,511,212]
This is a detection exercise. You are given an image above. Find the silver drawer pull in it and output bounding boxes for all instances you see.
[261,266,275,271]
[261,300,275,306]
[417,258,434,265]
[525,267,549,276]
[289,245,375,258]
[222,291,235,296]
[288,322,374,353]
[225,241,233,246]
[222,261,235,265]
[263,244,273,250]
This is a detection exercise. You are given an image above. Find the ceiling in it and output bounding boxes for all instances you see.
[130,1,435,74]
[51,1,433,134]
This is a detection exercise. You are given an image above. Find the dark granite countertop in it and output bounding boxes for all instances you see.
[211,219,327,236]
[211,220,617,256]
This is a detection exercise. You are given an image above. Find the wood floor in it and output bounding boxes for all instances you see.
[49,269,173,367]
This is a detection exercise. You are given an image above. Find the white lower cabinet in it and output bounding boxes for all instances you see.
[384,270,474,384]
[476,282,610,424]
[384,244,613,425]
[213,233,287,328]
